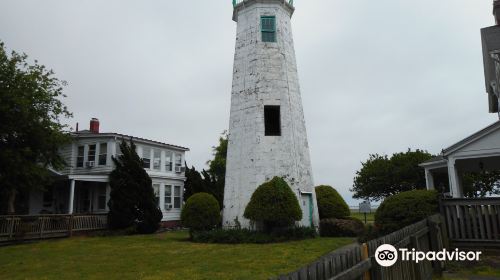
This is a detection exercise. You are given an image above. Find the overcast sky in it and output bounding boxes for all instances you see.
[1,0,498,205]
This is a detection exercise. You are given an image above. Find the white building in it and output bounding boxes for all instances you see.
[420,2,500,198]
[27,118,189,227]
[223,0,320,228]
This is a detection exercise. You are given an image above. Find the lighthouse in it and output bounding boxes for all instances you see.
[223,0,319,228]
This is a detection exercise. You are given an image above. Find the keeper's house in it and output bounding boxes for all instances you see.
[24,118,189,226]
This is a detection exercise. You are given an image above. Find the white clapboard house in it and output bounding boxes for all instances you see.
[27,118,189,227]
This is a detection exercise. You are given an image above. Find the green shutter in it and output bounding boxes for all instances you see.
[261,16,276,42]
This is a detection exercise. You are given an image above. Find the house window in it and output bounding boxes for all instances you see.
[88,144,96,163]
[261,16,276,42]
[97,184,107,210]
[115,141,123,157]
[153,149,161,171]
[164,185,172,209]
[77,146,84,167]
[264,105,281,136]
[152,184,160,207]
[175,154,182,171]
[165,152,173,172]
[174,186,181,208]
[142,147,151,169]
[98,143,107,166]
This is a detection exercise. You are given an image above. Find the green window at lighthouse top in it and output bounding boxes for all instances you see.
[261,16,276,43]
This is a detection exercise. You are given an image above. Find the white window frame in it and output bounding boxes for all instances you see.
[164,185,172,209]
[173,185,182,209]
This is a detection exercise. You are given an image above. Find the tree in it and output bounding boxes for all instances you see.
[205,131,227,208]
[351,149,433,201]
[183,165,208,201]
[108,139,162,233]
[462,170,500,198]
[0,41,72,214]
[183,132,227,209]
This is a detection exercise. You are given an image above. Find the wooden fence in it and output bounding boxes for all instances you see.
[0,214,108,243]
[440,197,500,248]
[270,214,447,280]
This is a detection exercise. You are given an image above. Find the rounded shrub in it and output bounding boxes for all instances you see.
[375,189,438,234]
[315,185,350,219]
[244,177,302,230]
[181,192,221,233]
[319,217,365,237]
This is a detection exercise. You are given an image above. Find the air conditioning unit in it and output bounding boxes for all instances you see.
[165,203,173,210]
[85,161,95,168]
[175,166,185,173]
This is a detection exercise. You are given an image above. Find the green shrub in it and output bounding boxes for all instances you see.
[319,217,365,237]
[191,227,316,244]
[375,189,438,234]
[357,224,381,243]
[244,177,302,231]
[181,193,221,233]
[315,185,350,219]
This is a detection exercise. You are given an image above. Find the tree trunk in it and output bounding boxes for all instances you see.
[7,189,16,214]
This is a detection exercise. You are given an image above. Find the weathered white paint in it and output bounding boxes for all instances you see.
[223,0,319,228]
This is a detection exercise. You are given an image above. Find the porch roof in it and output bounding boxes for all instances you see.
[420,120,500,169]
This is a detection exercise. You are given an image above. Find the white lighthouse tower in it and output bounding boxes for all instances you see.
[223,0,320,228]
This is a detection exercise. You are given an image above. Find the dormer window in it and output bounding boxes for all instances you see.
[261,16,276,42]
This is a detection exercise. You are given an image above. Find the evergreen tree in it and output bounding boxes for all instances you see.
[108,139,162,233]
[183,165,207,201]
[184,132,227,209]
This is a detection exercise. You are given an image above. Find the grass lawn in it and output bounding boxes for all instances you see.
[350,212,375,224]
[439,250,500,279]
[0,231,354,280]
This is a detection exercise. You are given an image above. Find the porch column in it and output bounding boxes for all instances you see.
[425,169,435,190]
[69,179,75,214]
[447,160,463,198]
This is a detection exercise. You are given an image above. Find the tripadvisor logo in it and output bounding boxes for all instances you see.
[375,244,398,267]
[375,244,482,267]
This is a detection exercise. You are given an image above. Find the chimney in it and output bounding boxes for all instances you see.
[494,0,500,25]
[90,118,100,134]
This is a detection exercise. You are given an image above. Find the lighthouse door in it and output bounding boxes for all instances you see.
[300,193,313,227]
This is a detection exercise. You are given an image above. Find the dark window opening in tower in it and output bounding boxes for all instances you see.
[264,105,281,136]
[261,16,276,42]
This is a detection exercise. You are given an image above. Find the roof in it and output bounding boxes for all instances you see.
[419,155,446,167]
[442,120,500,155]
[419,120,500,167]
[72,131,190,151]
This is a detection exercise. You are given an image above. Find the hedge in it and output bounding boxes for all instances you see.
[375,189,438,234]
[181,192,220,233]
[244,177,302,230]
[315,185,350,219]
